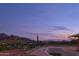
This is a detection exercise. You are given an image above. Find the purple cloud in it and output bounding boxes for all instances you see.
[50,26,71,31]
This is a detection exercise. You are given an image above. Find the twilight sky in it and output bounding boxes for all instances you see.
[0,3,79,41]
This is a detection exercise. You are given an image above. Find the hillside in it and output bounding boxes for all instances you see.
[0,33,37,51]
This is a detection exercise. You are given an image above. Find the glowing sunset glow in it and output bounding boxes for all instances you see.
[51,35,67,39]
[0,3,79,41]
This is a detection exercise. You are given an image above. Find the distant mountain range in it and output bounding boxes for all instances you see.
[47,39,71,42]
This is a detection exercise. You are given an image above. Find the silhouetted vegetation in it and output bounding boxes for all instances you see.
[0,33,78,51]
[46,39,78,46]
